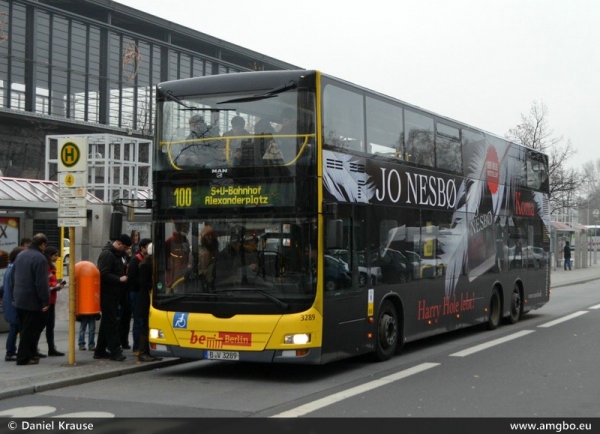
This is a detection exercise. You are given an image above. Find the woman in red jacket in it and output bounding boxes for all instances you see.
[42,246,66,356]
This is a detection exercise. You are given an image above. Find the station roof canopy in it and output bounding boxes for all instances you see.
[571,223,588,232]
[551,221,576,232]
[0,177,102,209]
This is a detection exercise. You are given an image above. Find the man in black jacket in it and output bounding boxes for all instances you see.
[126,237,151,355]
[563,240,572,271]
[94,234,131,361]
[12,233,49,365]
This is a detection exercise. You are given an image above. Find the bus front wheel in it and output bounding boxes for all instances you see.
[373,300,398,362]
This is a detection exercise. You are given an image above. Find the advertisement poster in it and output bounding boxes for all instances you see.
[0,217,20,283]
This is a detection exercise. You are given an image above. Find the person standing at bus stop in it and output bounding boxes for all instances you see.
[11,233,50,366]
[136,243,162,362]
[127,237,152,355]
[2,246,25,362]
[40,246,66,357]
[94,234,131,362]
[564,240,572,270]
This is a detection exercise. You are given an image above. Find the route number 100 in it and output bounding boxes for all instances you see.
[173,187,192,207]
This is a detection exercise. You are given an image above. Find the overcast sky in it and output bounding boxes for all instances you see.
[116,0,599,170]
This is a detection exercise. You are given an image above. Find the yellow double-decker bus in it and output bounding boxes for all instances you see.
[149,70,551,364]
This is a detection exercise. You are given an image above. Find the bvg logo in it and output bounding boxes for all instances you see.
[189,331,252,348]
[61,141,81,168]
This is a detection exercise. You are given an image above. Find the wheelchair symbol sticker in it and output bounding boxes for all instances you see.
[173,312,188,329]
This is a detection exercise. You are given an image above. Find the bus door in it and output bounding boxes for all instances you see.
[322,206,370,360]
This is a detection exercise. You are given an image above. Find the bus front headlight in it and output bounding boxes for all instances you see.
[150,328,164,339]
[284,333,311,345]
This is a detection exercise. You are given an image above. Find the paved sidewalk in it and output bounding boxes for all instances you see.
[0,293,183,400]
[0,262,599,401]
[550,258,600,288]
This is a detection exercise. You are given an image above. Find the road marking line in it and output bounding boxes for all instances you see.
[538,311,588,327]
[0,406,56,417]
[588,304,600,310]
[450,330,535,357]
[270,362,440,418]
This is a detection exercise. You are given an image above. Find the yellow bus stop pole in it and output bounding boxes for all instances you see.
[68,227,76,366]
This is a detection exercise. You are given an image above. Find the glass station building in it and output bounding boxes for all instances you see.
[0,0,298,179]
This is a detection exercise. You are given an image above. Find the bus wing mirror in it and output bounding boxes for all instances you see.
[326,219,343,250]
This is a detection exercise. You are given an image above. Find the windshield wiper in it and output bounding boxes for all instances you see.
[257,290,289,309]
[155,293,218,306]
[162,90,198,110]
[236,289,289,310]
[217,80,297,104]
[162,90,236,112]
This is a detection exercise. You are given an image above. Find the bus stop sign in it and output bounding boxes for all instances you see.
[58,137,88,173]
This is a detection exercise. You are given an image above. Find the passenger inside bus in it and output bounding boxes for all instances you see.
[171,114,225,168]
[165,222,191,289]
[278,108,296,135]
[214,234,259,285]
[256,119,284,164]
[276,108,298,163]
[223,115,250,164]
[197,225,218,292]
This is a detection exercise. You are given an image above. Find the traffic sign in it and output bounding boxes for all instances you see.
[58,218,87,227]
[59,197,87,208]
[58,137,88,173]
[58,208,86,218]
[59,187,86,198]
[59,172,87,189]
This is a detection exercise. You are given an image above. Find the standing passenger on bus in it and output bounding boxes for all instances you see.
[197,225,218,292]
[165,222,191,290]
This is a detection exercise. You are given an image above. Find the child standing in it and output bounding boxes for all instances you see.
[77,314,98,351]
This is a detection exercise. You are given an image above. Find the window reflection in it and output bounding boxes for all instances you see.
[405,110,434,166]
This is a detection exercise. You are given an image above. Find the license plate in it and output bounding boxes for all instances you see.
[204,350,239,361]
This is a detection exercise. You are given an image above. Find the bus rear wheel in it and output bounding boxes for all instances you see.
[486,287,501,330]
[373,300,398,361]
[506,283,522,324]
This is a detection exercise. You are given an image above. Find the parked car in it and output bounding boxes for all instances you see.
[508,245,546,269]
[323,254,353,291]
[522,246,546,268]
[326,249,382,286]
[405,250,445,279]
[404,250,423,279]
[373,248,413,284]
[531,246,549,261]
[62,237,70,266]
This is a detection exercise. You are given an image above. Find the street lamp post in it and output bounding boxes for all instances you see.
[593,209,600,265]
[588,201,591,267]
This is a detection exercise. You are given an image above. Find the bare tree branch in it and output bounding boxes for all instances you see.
[506,100,580,217]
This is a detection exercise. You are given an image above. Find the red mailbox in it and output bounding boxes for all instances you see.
[75,261,100,315]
